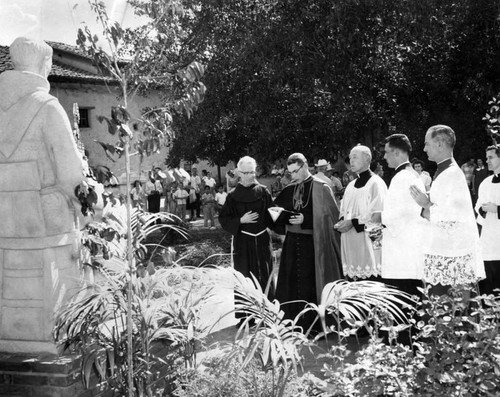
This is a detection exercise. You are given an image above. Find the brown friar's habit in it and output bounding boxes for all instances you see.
[219,183,275,297]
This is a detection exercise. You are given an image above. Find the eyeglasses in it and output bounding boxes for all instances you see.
[239,170,256,175]
[289,165,303,175]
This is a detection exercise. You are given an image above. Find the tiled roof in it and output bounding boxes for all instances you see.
[0,43,116,85]
[46,41,92,60]
[50,60,115,84]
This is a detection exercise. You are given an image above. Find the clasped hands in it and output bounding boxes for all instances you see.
[481,202,498,213]
[334,219,352,233]
[334,213,382,233]
[241,211,304,224]
[409,185,432,209]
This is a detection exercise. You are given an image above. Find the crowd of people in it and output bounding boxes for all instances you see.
[128,167,227,229]
[217,124,500,337]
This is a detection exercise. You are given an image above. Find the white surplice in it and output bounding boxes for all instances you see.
[475,175,500,261]
[381,166,426,279]
[423,161,485,286]
[340,174,387,278]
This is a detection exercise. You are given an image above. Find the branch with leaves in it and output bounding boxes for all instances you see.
[483,95,500,145]
[60,2,206,396]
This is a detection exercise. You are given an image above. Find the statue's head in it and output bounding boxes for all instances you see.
[10,37,53,78]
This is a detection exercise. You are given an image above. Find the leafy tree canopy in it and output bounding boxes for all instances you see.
[164,0,500,167]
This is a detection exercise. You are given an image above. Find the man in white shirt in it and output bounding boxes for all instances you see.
[475,144,500,295]
[144,175,162,213]
[314,159,334,190]
[173,184,189,221]
[190,167,202,191]
[214,185,227,213]
[410,125,485,295]
[374,134,427,344]
[374,135,424,343]
[373,134,426,297]
[202,170,217,190]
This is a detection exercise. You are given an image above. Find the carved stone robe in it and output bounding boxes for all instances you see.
[0,70,84,353]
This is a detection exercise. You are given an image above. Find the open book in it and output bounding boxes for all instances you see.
[268,207,300,224]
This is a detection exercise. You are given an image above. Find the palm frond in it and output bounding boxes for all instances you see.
[55,277,128,344]
[134,211,189,243]
[318,280,415,325]
[230,269,309,373]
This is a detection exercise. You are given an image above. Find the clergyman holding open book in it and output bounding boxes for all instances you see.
[272,153,342,332]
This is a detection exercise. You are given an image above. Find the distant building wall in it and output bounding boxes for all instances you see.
[48,81,239,190]
[50,82,167,179]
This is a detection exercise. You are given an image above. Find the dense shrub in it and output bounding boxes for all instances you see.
[305,287,500,397]
[413,290,500,396]
[174,355,311,397]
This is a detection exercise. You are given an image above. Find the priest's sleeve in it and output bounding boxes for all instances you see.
[218,195,240,235]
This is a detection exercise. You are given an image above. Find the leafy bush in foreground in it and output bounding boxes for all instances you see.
[175,275,412,397]
[413,289,500,396]
[306,287,500,397]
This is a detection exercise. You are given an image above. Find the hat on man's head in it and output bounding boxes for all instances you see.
[315,159,329,167]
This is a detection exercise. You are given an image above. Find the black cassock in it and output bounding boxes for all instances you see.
[273,177,317,330]
[219,183,275,298]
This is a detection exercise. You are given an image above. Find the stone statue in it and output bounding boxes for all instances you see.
[0,37,84,354]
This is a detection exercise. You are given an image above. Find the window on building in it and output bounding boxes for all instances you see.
[78,108,91,128]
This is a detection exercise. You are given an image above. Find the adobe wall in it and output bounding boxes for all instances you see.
[50,83,235,184]
[50,83,167,179]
